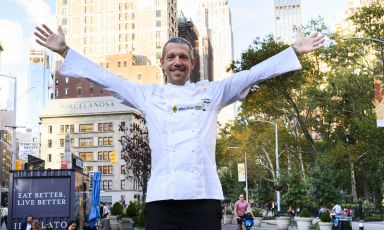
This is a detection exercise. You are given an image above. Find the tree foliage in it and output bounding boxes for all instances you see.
[120,117,151,201]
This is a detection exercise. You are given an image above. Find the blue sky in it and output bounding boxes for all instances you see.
[0,0,346,110]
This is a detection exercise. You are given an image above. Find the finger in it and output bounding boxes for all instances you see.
[310,32,319,38]
[35,39,49,49]
[35,27,49,38]
[42,24,54,35]
[34,32,47,42]
[58,26,64,36]
[295,26,302,38]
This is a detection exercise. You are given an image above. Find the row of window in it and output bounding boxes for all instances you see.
[48,123,113,134]
[84,165,125,175]
[47,136,113,148]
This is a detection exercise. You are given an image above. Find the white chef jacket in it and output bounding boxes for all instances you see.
[60,47,301,202]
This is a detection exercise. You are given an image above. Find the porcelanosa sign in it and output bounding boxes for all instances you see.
[59,100,115,110]
[12,177,70,218]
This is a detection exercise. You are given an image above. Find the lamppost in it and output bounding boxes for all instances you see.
[0,73,18,170]
[227,146,248,202]
[254,120,280,213]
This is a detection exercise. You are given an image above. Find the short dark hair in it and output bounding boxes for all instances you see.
[161,37,194,60]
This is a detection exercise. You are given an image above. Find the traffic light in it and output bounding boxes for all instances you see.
[110,151,116,164]
[15,159,23,170]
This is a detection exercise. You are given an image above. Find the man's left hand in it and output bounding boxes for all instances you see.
[292,27,325,55]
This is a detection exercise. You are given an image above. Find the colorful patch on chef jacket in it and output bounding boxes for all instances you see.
[171,102,212,113]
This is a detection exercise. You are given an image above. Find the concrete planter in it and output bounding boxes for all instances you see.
[253,217,263,227]
[119,217,134,230]
[223,214,233,224]
[318,222,333,230]
[108,216,119,230]
[276,216,290,230]
[296,217,313,230]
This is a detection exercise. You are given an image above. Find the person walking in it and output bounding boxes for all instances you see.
[1,205,7,228]
[31,220,40,230]
[20,215,34,230]
[34,23,324,230]
[234,194,253,230]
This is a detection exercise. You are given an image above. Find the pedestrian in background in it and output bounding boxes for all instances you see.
[66,220,78,230]
[31,220,40,230]
[1,205,7,228]
[20,214,34,230]
[34,23,324,230]
[234,194,253,230]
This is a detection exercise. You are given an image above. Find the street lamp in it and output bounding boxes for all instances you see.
[254,120,280,213]
[0,73,18,170]
[227,146,248,202]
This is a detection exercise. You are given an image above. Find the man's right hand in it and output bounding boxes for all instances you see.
[34,24,69,57]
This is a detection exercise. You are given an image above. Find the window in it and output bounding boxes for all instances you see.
[79,124,93,132]
[47,154,52,162]
[98,137,113,146]
[79,152,93,161]
[85,166,93,174]
[65,125,70,133]
[156,10,161,17]
[65,77,69,85]
[156,20,161,27]
[60,153,64,161]
[98,151,112,160]
[48,140,52,148]
[98,122,113,132]
[65,88,69,96]
[121,165,125,174]
[156,31,160,39]
[123,61,127,67]
[106,62,109,68]
[70,124,74,133]
[60,139,64,147]
[120,122,126,130]
[48,126,52,134]
[98,166,113,175]
[137,74,141,80]
[117,61,121,68]
[77,88,82,95]
[62,18,67,25]
[121,180,126,190]
[79,138,93,147]
[156,41,161,48]
[108,180,113,190]
[90,87,94,95]
[55,79,59,85]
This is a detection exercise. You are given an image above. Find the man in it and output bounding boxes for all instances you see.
[20,215,33,230]
[34,24,324,229]
[234,194,253,230]
[332,204,343,215]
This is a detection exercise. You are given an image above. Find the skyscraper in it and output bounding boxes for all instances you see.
[195,0,235,124]
[274,0,302,43]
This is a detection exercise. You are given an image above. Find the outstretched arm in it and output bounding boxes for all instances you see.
[292,27,325,55]
[34,24,69,58]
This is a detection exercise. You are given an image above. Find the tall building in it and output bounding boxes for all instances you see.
[0,129,12,206]
[178,12,201,82]
[40,96,143,203]
[195,0,235,124]
[55,0,177,96]
[274,0,302,43]
[22,49,53,132]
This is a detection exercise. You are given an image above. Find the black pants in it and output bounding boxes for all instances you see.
[145,199,222,230]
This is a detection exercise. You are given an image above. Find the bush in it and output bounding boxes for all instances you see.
[110,202,124,216]
[225,206,233,215]
[137,209,145,227]
[299,208,311,217]
[320,212,331,222]
[126,201,139,218]
[252,208,263,217]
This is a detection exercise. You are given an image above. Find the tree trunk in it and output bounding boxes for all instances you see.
[350,161,358,203]
[364,172,369,203]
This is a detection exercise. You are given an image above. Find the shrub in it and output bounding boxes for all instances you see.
[320,212,331,222]
[126,201,139,218]
[225,207,233,215]
[110,202,124,216]
[253,208,263,217]
[299,208,311,217]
